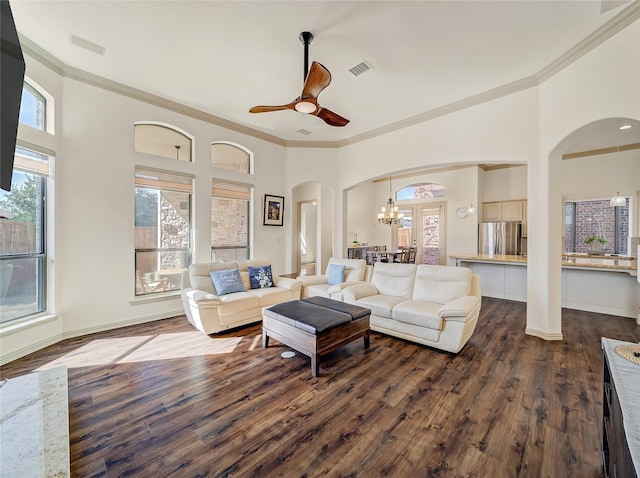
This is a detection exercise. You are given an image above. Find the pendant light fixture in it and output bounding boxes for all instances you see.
[377,176,404,226]
[610,121,626,207]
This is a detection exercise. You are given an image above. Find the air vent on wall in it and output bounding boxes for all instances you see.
[297,129,312,136]
[70,34,106,56]
[349,60,373,77]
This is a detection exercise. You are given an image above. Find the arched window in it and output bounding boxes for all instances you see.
[211,142,252,174]
[19,82,46,131]
[134,122,193,162]
[396,183,445,200]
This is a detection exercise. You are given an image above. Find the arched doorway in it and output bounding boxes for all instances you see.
[527,117,640,340]
[291,182,334,276]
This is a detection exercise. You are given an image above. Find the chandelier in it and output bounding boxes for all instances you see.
[377,176,404,226]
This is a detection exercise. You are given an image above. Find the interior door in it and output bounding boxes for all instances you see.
[297,201,317,276]
[418,202,446,265]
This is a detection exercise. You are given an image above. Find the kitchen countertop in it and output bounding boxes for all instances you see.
[450,253,637,274]
[0,366,70,478]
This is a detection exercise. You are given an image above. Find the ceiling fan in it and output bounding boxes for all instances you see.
[249,32,350,127]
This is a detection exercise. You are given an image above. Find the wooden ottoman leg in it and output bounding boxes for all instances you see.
[364,330,370,348]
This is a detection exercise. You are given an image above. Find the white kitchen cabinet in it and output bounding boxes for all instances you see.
[482,202,502,221]
[502,201,523,221]
[482,200,527,236]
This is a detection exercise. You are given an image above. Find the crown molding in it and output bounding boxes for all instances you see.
[283,140,340,148]
[19,34,288,147]
[18,2,640,150]
[337,75,539,148]
[19,34,65,76]
[537,1,640,83]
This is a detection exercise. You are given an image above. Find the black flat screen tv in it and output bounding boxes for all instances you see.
[1,0,25,192]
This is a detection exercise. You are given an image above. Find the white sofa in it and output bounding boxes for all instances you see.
[341,262,481,353]
[181,259,302,334]
[297,258,371,299]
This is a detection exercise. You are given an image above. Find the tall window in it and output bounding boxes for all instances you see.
[0,148,49,323]
[134,169,192,295]
[211,142,252,174]
[211,180,252,262]
[564,199,629,255]
[19,82,46,130]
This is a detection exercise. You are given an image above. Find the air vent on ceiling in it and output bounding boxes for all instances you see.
[349,60,373,77]
[297,129,312,136]
[70,34,106,56]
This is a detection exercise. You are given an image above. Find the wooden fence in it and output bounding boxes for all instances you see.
[0,221,36,254]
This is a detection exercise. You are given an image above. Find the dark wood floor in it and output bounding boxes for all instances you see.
[2,298,639,478]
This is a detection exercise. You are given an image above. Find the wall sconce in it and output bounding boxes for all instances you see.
[456,204,476,218]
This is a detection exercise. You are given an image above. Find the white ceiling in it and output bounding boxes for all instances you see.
[10,0,640,148]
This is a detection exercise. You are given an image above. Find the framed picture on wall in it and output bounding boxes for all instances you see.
[263,194,285,226]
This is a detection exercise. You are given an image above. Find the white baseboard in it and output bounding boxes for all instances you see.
[525,327,564,341]
[62,310,185,340]
[1,310,185,366]
[1,334,63,366]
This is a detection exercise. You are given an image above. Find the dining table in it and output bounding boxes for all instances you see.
[366,250,404,263]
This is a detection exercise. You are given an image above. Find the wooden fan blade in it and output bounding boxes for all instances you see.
[301,61,331,100]
[249,104,293,113]
[314,106,350,127]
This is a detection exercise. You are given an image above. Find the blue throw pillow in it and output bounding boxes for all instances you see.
[210,268,246,295]
[327,264,346,285]
[248,265,274,289]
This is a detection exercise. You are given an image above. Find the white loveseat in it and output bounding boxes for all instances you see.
[181,259,302,334]
[297,258,371,299]
[341,262,481,353]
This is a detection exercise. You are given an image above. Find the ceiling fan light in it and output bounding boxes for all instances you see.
[295,101,317,114]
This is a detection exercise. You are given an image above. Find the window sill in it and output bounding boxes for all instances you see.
[0,313,61,337]
[129,291,181,306]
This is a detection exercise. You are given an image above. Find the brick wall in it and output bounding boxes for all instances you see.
[568,199,628,254]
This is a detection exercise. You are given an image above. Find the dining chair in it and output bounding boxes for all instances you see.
[393,246,409,263]
[406,247,417,263]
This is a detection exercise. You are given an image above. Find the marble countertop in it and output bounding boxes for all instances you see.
[450,253,637,273]
[450,253,527,264]
[0,366,70,478]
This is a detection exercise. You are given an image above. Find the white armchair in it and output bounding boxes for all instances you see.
[297,258,370,299]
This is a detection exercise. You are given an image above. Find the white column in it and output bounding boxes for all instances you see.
[526,153,563,340]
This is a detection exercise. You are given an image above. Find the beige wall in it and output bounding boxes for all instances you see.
[3,18,639,363]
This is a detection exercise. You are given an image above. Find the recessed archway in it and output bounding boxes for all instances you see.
[291,182,334,276]
[527,117,640,340]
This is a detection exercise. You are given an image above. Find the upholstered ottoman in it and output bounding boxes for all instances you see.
[262,297,371,377]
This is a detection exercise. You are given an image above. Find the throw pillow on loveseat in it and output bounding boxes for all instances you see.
[181,259,301,334]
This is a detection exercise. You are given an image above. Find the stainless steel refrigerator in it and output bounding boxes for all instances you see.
[478,221,521,255]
